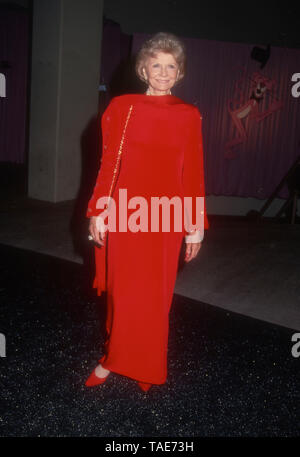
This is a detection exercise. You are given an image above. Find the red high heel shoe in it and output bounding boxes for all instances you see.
[85,367,110,387]
[137,381,152,392]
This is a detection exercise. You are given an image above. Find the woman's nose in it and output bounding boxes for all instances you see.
[159,66,168,76]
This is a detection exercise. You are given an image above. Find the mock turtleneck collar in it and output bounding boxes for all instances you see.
[121,93,185,105]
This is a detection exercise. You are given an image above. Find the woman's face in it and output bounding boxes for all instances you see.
[142,51,179,95]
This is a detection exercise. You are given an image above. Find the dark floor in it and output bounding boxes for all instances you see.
[0,243,299,437]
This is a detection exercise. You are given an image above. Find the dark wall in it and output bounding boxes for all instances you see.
[104,1,300,49]
[2,1,299,49]
[0,0,29,7]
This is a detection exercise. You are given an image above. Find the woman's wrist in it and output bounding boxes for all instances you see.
[185,229,203,243]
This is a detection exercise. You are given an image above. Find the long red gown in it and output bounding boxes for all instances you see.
[86,93,209,385]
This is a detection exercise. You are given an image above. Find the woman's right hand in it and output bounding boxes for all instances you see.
[89,215,106,246]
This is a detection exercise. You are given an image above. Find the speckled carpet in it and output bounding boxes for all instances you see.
[0,243,299,437]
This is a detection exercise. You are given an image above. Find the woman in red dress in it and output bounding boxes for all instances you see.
[85,32,209,392]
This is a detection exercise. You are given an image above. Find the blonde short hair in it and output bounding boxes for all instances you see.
[135,32,186,85]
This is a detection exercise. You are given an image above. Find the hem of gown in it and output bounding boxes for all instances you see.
[93,276,105,297]
[98,355,167,385]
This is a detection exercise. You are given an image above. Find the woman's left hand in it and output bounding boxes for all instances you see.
[185,242,202,262]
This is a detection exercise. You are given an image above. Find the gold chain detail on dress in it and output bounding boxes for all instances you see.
[104,104,133,210]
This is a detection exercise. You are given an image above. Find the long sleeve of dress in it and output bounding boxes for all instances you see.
[182,107,209,239]
[86,98,119,218]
